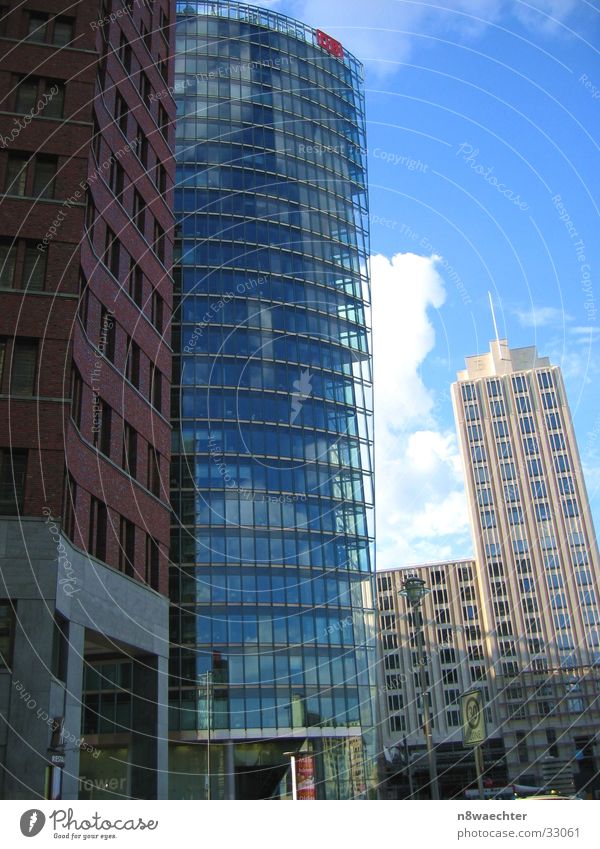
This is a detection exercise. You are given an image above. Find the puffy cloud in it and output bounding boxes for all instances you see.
[372,253,472,568]
[279,0,580,74]
[514,305,572,327]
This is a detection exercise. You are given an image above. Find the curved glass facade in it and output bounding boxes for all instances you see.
[169,1,376,799]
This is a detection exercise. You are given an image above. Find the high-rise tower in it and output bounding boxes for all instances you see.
[169,2,376,799]
[452,339,600,793]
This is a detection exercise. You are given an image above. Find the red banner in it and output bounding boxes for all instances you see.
[296,755,316,800]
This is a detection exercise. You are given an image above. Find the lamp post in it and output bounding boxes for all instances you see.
[199,671,212,800]
[284,751,299,800]
[399,574,440,800]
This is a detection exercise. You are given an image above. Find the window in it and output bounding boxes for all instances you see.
[382,634,397,650]
[148,448,160,496]
[154,221,165,263]
[63,472,76,542]
[122,423,137,477]
[110,160,124,199]
[32,155,57,198]
[516,731,529,764]
[155,162,167,194]
[389,715,405,732]
[0,602,13,668]
[70,367,83,429]
[0,448,27,514]
[95,312,114,367]
[151,290,164,332]
[130,264,143,306]
[119,33,132,73]
[119,517,135,577]
[23,242,47,290]
[52,17,74,46]
[26,11,49,42]
[126,339,140,387]
[146,535,159,589]
[104,227,120,277]
[384,654,399,670]
[5,152,28,195]
[115,93,128,134]
[531,480,547,499]
[139,72,151,106]
[10,339,38,395]
[563,499,579,518]
[0,239,46,290]
[158,104,169,138]
[133,190,146,232]
[151,364,162,411]
[93,398,112,456]
[14,77,64,119]
[88,497,107,561]
[0,239,16,286]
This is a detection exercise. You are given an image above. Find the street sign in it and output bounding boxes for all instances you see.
[461,689,486,747]
[49,753,65,766]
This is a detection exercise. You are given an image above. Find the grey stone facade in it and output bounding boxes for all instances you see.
[0,517,169,799]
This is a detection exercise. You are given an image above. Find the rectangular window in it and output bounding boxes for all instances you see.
[0,602,14,668]
[115,93,128,134]
[129,264,144,306]
[126,339,140,387]
[63,471,76,541]
[133,190,146,232]
[0,239,17,287]
[148,448,160,496]
[14,77,38,114]
[53,17,74,46]
[100,308,116,363]
[119,517,135,577]
[0,448,27,515]
[151,364,162,412]
[93,399,112,457]
[139,72,151,107]
[23,241,46,290]
[70,366,83,429]
[104,227,120,277]
[26,11,49,42]
[151,290,164,332]
[32,154,57,198]
[146,535,159,589]
[10,339,38,395]
[5,152,29,195]
[122,422,137,477]
[154,221,165,263]
[41,80,65,119]
[88,497,107,561]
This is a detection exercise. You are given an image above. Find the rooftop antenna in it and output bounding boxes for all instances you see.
[488,290,501,347]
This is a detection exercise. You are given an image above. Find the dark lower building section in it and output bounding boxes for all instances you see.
[169,734,368,800]
[381,738,508,800]
[0,518,168,799]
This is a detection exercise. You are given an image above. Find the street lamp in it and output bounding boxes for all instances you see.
[284,751,300,800]
[399,574,440,800]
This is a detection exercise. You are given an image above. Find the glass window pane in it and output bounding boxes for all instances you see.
[23,244,46,290]
[15,80,38,114]
[0,242,17,287]
[33,156,57,198]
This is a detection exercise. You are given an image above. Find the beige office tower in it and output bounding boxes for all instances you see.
[452,339,600,794]
[376,561,506,798]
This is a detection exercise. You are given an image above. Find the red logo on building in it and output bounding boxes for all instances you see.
[316,29,344,59]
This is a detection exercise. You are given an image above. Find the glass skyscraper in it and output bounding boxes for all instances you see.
[169,1,376,799]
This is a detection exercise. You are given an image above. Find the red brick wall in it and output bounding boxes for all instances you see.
[0,0,175,596]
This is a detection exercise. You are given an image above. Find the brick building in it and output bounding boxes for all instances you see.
[0,0,175,799]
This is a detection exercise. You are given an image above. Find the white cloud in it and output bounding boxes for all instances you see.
[372,252,472,568]
[514,304,572,327]
[280,0,580,74]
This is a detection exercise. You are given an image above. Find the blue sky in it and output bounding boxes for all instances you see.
[250,0,600,567]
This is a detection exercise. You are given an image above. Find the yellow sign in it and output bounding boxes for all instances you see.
[461,689,486,746]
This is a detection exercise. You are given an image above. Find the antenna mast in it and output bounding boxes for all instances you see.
[488,291,500,346]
